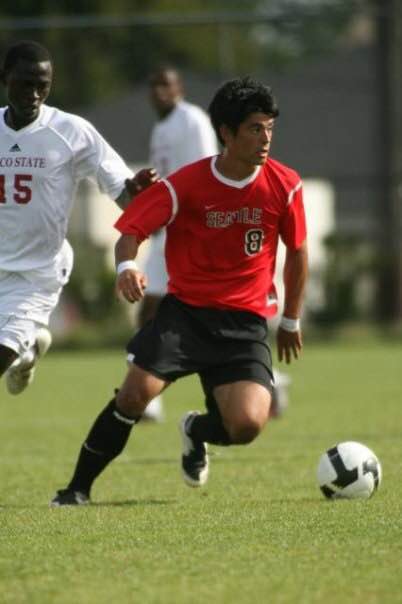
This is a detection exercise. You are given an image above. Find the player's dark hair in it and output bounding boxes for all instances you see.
[2,40,52,74]
[208,76,279,145]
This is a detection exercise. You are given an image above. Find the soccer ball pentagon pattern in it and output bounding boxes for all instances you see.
[317,441,382,499]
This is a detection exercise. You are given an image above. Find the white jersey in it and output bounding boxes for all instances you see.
[149,100,218,177]
[0,104,133,272]
[146,100,218,295]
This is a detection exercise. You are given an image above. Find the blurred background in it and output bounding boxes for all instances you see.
[1,0,401,347]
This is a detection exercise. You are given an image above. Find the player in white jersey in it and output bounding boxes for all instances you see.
[0,40,156,395]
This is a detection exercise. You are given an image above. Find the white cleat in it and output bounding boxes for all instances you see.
[179,411,209,487]
[270,370,291,418]
[35,327,52,358]
[6,327,52,395]
[142,395,165,422]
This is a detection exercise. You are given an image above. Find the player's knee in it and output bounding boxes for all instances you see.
[227,416,263,444]
[116,385,151,415]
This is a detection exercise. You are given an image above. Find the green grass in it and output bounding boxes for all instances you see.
[1,338,402,604]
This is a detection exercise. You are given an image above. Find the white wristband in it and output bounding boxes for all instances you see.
[279,316,300,332]
[116,260,139,275]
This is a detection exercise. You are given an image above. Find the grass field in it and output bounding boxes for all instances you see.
[1,337,402,604]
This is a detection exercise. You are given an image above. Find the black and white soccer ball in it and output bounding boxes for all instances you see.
[317,441,382,499]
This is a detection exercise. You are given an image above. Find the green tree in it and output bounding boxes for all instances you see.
[0,0,367,108]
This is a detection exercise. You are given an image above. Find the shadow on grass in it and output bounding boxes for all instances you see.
[123,451,231,465]
[269,497,325,505]
[91,498,177,508]
[0,498,177,510]
[122,454,273,467]
[122,457,176,465]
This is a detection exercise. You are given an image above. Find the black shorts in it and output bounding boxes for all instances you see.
[127,294,273,395]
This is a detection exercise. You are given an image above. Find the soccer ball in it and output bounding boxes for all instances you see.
[317,441,382,499]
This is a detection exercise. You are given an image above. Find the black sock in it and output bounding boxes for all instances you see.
[189,409,232,446]
[68,397,139,495]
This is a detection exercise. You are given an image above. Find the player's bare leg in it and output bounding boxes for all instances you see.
[180,381,271,487]
[214,381,271,443]
[116,363,168,416]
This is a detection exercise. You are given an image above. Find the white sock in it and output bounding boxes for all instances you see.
[143,395,164,420]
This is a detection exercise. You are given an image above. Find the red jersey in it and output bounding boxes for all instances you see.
[115,156,306,318]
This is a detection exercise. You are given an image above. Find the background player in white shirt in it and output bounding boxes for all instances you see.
[0,40,156,395]
[140,65,219,421]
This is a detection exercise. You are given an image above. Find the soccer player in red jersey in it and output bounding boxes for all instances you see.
[51,77,308,506]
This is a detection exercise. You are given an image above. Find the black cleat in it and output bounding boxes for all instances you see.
[179,411,209,487]
[50,488,90,507]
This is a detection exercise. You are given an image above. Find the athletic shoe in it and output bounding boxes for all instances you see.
[179,411,209,487]
[6,327,52,395]
[270,370,291,418]
[50,488,90,507]
[35,326,52,358]
[142,395,165,422]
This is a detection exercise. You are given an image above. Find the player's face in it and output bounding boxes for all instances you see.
[224,112,275,167]
[149,70,183,117]
[3,59,52,129]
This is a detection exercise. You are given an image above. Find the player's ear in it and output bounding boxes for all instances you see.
[219,124,232,147]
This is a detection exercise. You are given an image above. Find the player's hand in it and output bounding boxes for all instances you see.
[125,168,159,196]
[116,269,148,303]
[277,327,303,364]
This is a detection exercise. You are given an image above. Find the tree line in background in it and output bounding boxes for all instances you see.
[0,0,363,109]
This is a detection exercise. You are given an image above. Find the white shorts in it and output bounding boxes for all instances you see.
[0,240,73,355]
[144,230,168,296]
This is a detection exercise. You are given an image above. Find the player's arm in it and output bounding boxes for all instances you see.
[115,234,147,303]
[114,180,175,302]
[277,241,308,364]
[115,168,159,209]
[74,119,159,210]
